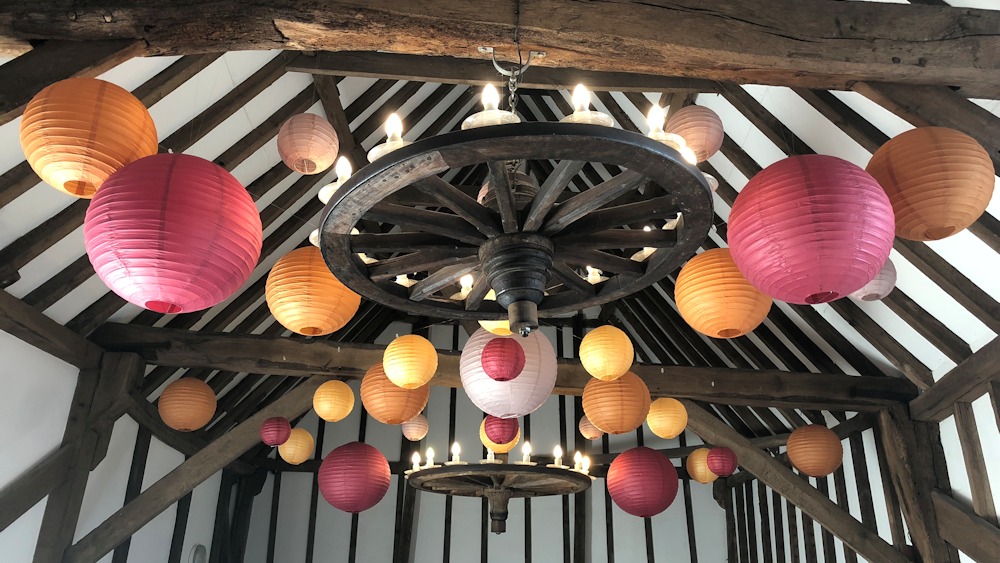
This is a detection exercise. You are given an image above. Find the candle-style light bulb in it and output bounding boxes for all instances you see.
[412,451,421,471]
[486,448,495,462]
[460,274,474,292]
[318,157,354,204]
[451,442,461,463]
[482,84,500,111]
[335,157,352,182]
[647,105,666,133]
[553,445,563,467]
[522,441,532,463]
[680,146,698,165]
[643,226,652,232]
[385,113,404,142]
[572,84,591,112]
[309,228,320,247]
[574,451,583,471]
[582,456,591,474]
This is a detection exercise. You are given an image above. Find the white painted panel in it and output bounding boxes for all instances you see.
[181,471,223,563]
[126,435,185,563]
[244,472,274,563]
[0,497,47,562]
[274,472,313,563]
[75,416,138,544]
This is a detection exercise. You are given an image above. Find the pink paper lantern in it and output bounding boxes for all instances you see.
[85,154,262,314]
[481,338,526,382]
[260,417,291,446]
[318,442,391,513]
[607,446,678,517]
[728,155,894,305]
[707,447,738,477]
[460,329,557,418]
[484,415,519,444]
[664,105,725,162]
[277,114,340,174]
[849,258,896,302]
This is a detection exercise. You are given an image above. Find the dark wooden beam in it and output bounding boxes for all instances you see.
[910,337,1000,422]
[0,443,74,533]
[933,490,1000,563]
[0,290,103,369]
[952,402,998,527]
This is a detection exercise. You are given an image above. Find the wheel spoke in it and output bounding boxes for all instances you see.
[368,249,480,281]
[557,194,678,238]
[552,229,677,250]
[464,271,492,311]
[414,176,502,237]
[487,160,519,233]
[409,259,481,301]
[364,202,487,245]
[350,233,478,254]
[550,262,597,297]
[554,248,644,275]
[540,170,646,235]
[523,159,586,232]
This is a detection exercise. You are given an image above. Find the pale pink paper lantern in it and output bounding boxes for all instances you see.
[277,114,339,174]
[849,258,897,302]
[728,155,895,305]
[460,329,557,418]
[402,414,429,441]
[664,105,724,162]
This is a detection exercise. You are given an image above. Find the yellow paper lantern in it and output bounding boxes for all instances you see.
[647,398,688,439]
[686,448,718,484]
[278,428,315,465]
[480,418,521,454]
[675,248,772,339]
[787,425,843,477]
[479,320,512,336]
[20,77,158,198]
[383,334,438,389]
[582,372,651,435]
[360,363,430,425]
[579,325,634,381]
[266,247,361,336]
[158,378,216,432]
[313,380,355,422]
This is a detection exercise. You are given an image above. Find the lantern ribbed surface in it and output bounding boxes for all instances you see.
[647,398,688,439]
[484,415,519,444]
[787,424,843,477]
[402,414,429,441]
[383,334,438,390]
[707,447,738,477]
[579,415,604,441]
[686,448,718,484]
[480,418,521,453]
[460,329,557,418]
[278,428,314,465]
[84,153,263,314]
[361,363,430,425]
[675,248,772,338]
[481,338,526,381]
[319,442,391,513]
[20,77,158,198]
[158,378,217,432]
[266,246,361,336]
[260,417,292,446]
[313,380,355,422]
[579,325,634,381]
[728,155,895,305]
[849,258,896,302]
[866,127,994,241]
[607,446,678,517]
[664,105,724,162]
[277,113,339,175]
[582,372,651,435]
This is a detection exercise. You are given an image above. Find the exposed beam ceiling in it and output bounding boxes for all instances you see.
[909,337,1000,422]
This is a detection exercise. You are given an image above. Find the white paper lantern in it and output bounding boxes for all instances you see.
[849,258,897,302]
[401,414,429,441]
[460,329,557,418]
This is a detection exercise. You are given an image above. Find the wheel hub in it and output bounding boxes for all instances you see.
[478,233,554,336]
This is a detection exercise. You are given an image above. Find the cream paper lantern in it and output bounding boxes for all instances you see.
[459,329,557,418]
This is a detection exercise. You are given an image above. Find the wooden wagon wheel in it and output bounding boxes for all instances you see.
[318,122,713,334]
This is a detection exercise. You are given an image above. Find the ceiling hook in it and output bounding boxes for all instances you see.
[478,46,546,78]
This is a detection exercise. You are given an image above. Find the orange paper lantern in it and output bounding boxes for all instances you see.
[579,325,634,381]
[266,247,361,336]
[158,378,216,432]
[675,248,772,339]
[579,415,604,441]
[360,363,430,425]
[647,398,688,439]
[480,418,521,453]
[787,425,843,477]
[867,127,994,241]
[686,448,718,484]
[664,105,724,162]
[20,77,158,198]
[313,380,355,422]
[279,428,315,465]
[383,334,438,389]
[277,113,339,174]
[582,372,651,435]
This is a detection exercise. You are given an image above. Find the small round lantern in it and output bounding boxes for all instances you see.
[85,153,263,314]
[582,372,651,435]
[728,155,895,305]
[607,446,678,517]
[460,329,557,418]
[402,414,429,441]
[686,448,718,484]
[647,398,688,440]
[260,417,292,446]
[383,334,438,390]
[866,127,994,241]
[158,378,216,432]
[266,246,362,336]
[360,363,430,425]
[787,425,843,478]
[675,248,772,338]
[484,415,519,444]
[479,320,512,336]
[278,428,315,465]
[849,258,896,302]
[480,418,521,454]
[20,77,158,198]
[318,442,390,513]
[707,447,738,477]
[481,338,526,382]
[579,325,634,381]
[277,113,340,174]
[579,415,604,441]
[664,105,724,162]
[313,380,355,422]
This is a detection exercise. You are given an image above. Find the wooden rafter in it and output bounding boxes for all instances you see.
[910,336,1000,422]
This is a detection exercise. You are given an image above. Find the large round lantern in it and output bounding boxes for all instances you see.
[728,155,895,305]
[484,415,519,444]
[260,417,292,446]
[675,248,772,338]
[360,363,430,425]
[607,446,678,517]
[480,418,521,454]
[579,415,604,441]
[707,447,738,477]
[647,398,688,439]
[664,105,724,162]
[318,442,390,513]
[313,380,355,422]
[787,425,843,477]
[849,258,896,302]
[158,378,216,432]
[460,329,557,418]
[85,154,263,314]
[278,428,315,465]
[402,414,429,441]
[866,127,994,241]
[20,77,158,198]
[277,114,340,174]
[579,325,634,381]
[383,334,438,390]
[687,448,718,484]
[582,372,651,435]
[266,247,361,336]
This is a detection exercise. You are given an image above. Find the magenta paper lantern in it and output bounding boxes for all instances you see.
[481,338,526,382]
[728,155,894,305]
[260,417,291,446]
[318,442,391,513]
[85,154,262,313]
[460,329,557,418]
[484,415,519,444]
[607,446,678,517]
[707,447,738,477]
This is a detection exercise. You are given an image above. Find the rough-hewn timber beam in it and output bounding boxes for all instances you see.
[90,323,919,411]
[0,443,74,533]
[933,490,1000,563]
[910,337,1000,422]
[0,290,103,369]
